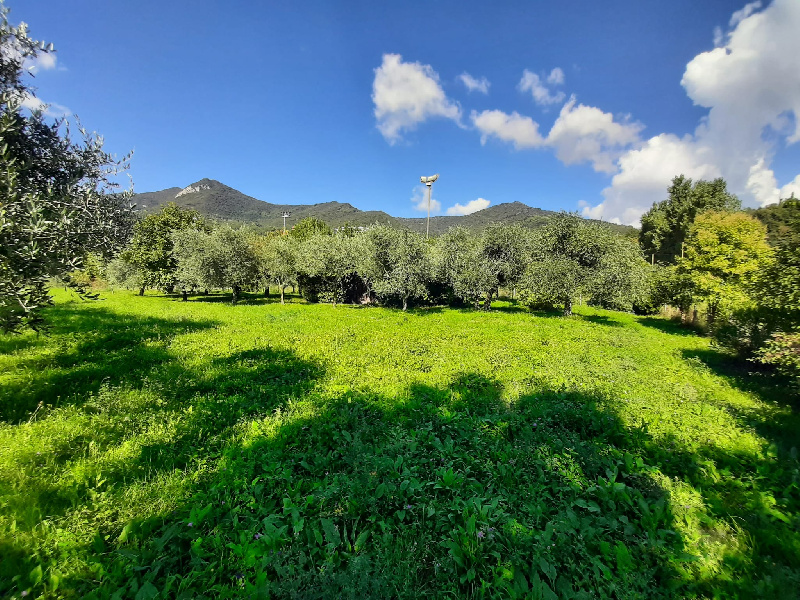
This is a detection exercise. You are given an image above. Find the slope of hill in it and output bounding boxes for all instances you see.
[134,179,398,229]
[133,179,636,235]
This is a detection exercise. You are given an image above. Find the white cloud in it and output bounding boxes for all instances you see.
[471,99,642,174]
[458,72,490,94]
[470,109,545,149]
[730,1,762,27]
[547,97,644,173]
[713,26,725,47]
[446,198,490,216]
[779,173,800,199]
[372,53,461,144]
[21,93,70,118]
[580,0,800,224]
[411,185,441,214]
[23,51,57,73]
[547,67,565,86]
[588,134,721,225]
[519,68,566,106]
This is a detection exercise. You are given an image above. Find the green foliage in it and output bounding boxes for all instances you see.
[750,195,800,247]
[121,203,210,293]
[106,257,144,291]
[677,211,772,326]
[754,331,800,383]
[640,175,740,264]
[590,238,651,312]
[1,292,798,598]
[755,202,800,318]
[360,226,429,310]
[431,227,495,309]
[252,234,298,304]
[296,233,359,305]
[171,225,259,304]
[290,216,332,242]
[521,214,628,316]
[0,6,134,331]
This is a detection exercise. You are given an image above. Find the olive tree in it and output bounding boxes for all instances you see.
[431,227,495,310]
[254,234,298,304]
[520,214,620,316]
[296,233,358,306]
[0,6,135,331]
[360,226,429,311]
[171,226,258,304]
[121,203,210,295]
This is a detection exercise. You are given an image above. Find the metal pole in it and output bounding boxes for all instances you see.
[426,183,431,239]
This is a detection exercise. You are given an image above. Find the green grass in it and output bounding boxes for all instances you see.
[1,290,798,599]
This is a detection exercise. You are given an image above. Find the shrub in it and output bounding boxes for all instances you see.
[754,331,800,382]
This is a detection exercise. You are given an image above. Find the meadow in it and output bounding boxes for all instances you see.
[0,290,798,599]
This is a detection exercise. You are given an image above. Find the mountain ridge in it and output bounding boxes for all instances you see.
[133,178,636,235]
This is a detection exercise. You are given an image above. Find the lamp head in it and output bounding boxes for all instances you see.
[420,174,439,184]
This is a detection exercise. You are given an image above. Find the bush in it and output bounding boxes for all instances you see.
[754,331,800,382]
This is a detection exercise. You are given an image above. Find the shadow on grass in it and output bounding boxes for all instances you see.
[3,302,798,598]
[149,291,297,306]
[0,303,220,423]
[0,314,323,596]
[76,377,699,599]
[575,314,626,327]
[638,316,704,337]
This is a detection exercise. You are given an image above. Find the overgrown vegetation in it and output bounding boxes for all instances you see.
[0,6,134,332]
[1,291,798,598]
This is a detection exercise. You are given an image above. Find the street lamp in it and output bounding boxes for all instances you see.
[420,173,439,239]
[281,212,290,233]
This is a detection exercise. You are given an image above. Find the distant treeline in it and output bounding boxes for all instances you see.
[97,176,800,382]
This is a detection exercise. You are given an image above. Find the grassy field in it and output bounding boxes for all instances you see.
[1,290,798,599]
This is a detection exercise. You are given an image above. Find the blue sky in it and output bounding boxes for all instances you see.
[15,0,800,224]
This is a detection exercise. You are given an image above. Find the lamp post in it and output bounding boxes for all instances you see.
[281,212,290,233]
[419,174,439,239]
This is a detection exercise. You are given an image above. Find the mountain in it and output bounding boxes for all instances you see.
[133,179,636,235]
[134,178,398,229]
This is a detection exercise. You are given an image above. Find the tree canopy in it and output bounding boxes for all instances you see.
[0,5,134,331]
[640,175,740,265]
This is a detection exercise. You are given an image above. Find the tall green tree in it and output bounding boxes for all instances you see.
[431,227,495,310]
[360,226,429,311]
[640,175,740,264]
[677,211,772,326]
[253,234,298,304]
[296,233,358,306]
[750,194,800,247]
[754,201,800,320]
[520,214,623,316]
[0,6,134,331]
[121,203,209,295]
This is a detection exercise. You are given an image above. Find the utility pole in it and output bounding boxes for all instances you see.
[282,212,290,234]
[420,174,439,239]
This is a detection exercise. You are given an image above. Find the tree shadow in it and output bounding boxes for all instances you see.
[0,303,220,423]
[74,376,703,599]
[638,316,703,337]
[575,314,626,327]
[0,337,324,597]
[681,348,800,451]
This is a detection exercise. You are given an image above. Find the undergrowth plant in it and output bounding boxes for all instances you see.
[0,290,798,598]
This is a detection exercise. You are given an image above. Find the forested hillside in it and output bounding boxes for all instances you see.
[134,179,637,235]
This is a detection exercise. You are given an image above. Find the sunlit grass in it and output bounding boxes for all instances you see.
[1,289,798,598]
